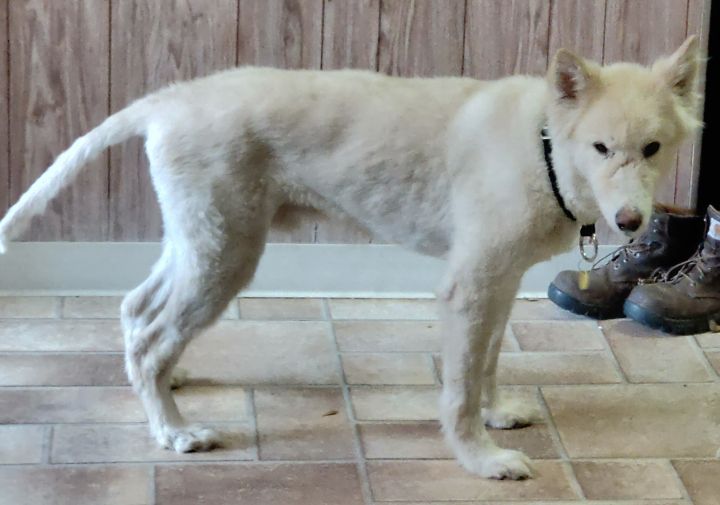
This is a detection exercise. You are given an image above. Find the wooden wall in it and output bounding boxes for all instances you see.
[0,0,711,244]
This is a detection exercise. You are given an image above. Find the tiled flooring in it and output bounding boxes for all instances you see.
[0,296,719,504]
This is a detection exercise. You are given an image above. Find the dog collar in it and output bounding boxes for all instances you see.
[541,127,596,241]
[541,127,598,270]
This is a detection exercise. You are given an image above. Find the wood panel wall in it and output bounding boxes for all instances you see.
[0,0,711,244]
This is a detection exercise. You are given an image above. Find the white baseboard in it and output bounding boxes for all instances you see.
[0,242,618,298]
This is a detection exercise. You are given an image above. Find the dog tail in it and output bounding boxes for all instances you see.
[0,100,148,253]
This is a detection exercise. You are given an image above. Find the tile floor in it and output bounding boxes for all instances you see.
[0,296,719,505]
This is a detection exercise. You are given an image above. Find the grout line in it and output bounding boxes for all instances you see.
[596,320,629,383]
[1,455,716,468]
[536,387,585,499]
[668,457,694,503]
[503,322,522,352]
[429,353,441,385]
[688,335,720,382]
[0,459,363,468]
[323,299,374,505]
[42,425,53,464]
[248,388,260,461]
[149,464,157,505]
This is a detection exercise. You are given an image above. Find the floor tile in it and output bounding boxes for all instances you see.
[62,296,238,319]
[511,299,584,321]
[51,423,255,463]
[359,422,558,459]
[367,460,577,501]
[0,425,44,464]
[604,320,712,383]
[254,388,355,460]
[329,298,437,320]
[434,353,619,385]
[221,302,241,319]
[572,460,684,499]
[512,320,605,351]
[351,386,440,421]
[497,352,621,385]
[0,466,150,505]
[62,296,122,318]
[178,321,339,384]
[0,353,126,386]
[239,298,323,320]
[351,386,539,422]
[155,463,365,505]
[673,460,720,505]
[174,386,250,422]
[372,502,690,505]
[0,320,123,351]
[543,384,720,457]
[334,321,441,352]
[0,387,145,423]
[706,351,720,374]
[342,353,436,385]
[602,318,674,338]
[694,331,720,348]
[0,296,57,318]
[0,385,248,423]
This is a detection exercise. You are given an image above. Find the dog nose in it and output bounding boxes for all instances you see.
[615,207,643,232]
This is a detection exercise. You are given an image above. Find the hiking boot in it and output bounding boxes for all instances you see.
[548,206,705,319]
[624,205,720,335]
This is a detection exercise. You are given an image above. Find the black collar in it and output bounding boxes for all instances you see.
[541,127,596,238]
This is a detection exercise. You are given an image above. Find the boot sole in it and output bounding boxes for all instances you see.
[547,283,625,319]
[623,299,719,335]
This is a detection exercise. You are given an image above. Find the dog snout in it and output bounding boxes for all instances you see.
[615,207,643,232]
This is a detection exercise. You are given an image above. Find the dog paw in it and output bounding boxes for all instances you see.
[158,425,222,453]
[482,399,539,429]
[169,367,189,389]
[459,448,534,480]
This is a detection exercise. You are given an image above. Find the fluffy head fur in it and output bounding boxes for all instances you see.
[546,36,702,235]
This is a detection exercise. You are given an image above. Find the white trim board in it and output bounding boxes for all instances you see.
[0,242,619,298]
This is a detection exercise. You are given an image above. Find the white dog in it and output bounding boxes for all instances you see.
[0,37,702,480]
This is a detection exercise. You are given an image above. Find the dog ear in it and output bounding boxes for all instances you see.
[549,49,595,102]
[653,35,700,99]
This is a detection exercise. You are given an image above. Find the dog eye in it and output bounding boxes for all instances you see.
[642,141,661,158]
[593,142,609,155]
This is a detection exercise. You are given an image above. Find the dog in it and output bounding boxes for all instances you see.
[0,36,702,480]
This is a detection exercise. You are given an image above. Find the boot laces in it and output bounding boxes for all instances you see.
[652,244,709,285]
[591,240,655,271]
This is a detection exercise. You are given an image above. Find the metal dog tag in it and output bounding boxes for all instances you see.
[578,261,591,290]
[577,228,597,291]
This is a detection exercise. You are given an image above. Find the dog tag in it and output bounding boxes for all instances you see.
[578,270,590,290]
[577,260,592,291]
[577,226,597,291]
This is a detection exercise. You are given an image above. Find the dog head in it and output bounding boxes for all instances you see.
[546,36,702,236]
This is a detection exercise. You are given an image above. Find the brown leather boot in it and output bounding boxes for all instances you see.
[548,206,705,319]
[624,205,720,334]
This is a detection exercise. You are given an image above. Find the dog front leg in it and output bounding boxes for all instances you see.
[438,268,533,480]
[480,304,540,430]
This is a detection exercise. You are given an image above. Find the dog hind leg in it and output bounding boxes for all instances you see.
[438,260,533,479]
[122,233,265,452]
[120,150,271,451]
